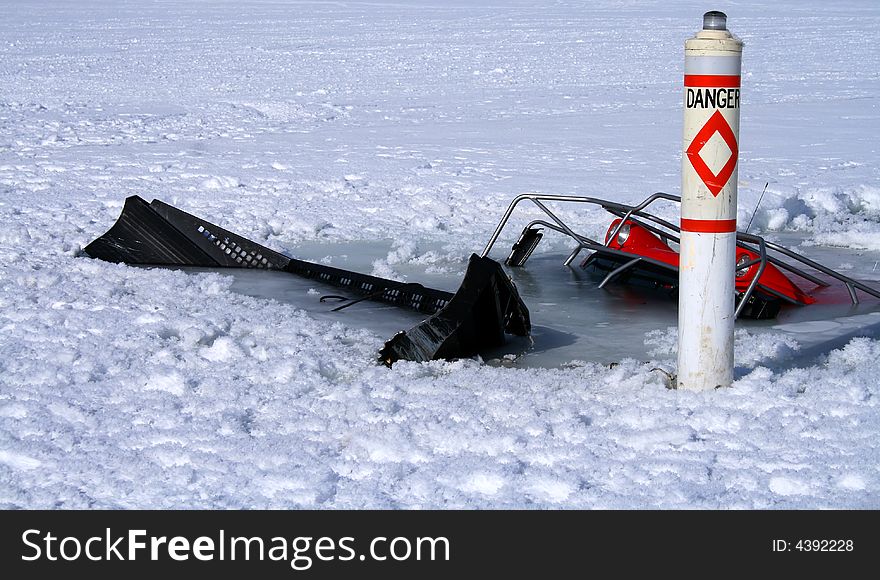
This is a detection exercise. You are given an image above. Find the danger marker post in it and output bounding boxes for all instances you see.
[677,11,743,390]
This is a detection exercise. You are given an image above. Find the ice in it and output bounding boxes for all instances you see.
[0,0,879,509]
[460,473,506,496]
[524,476,575,504]
[838,474,867,492]
[769,477,811,497]
[0,451,42,471]
[200,337,243,363]
[143,372,188,396]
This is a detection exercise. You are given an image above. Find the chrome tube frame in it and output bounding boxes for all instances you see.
[481,192,880,316]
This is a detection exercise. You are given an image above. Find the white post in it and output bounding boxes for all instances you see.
[677,11,742,391]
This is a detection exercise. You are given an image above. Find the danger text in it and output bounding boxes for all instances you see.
[686,88,740,109]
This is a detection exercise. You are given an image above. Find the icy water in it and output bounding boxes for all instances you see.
[216,236,880,369]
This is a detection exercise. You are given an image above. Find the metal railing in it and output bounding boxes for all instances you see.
[481,192,880,317]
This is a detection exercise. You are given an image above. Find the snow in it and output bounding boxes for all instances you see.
[1,0,879,508]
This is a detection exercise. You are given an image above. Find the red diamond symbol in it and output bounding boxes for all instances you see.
[686,110,738,197]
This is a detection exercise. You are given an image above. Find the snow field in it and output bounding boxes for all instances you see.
[1,0,878,508]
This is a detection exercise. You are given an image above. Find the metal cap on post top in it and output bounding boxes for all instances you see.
[702,10,727,31]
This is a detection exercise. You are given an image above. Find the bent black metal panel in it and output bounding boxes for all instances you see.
[285,258,453,316]
[82,196,219,266]
[379,255,531,366]
[150,199,291,270]
[83,196,530,363]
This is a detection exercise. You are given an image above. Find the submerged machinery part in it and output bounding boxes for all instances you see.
[83,196,530,365]
[481,192,880,318]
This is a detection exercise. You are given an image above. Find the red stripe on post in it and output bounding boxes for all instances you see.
[680,218,737,233]
[684,74,741,88]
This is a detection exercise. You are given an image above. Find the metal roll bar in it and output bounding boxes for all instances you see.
[481,192,880,316]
